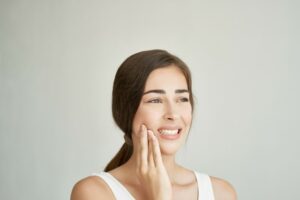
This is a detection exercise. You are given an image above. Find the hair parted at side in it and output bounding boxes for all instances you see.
[104,49,194,172]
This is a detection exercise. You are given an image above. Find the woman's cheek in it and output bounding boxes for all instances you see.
[140,109,160,130]
[132,108,155,133]
[182,106,192,122]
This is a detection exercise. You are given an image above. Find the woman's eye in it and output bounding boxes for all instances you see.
[179,97,189,102]
[147,98,162,103]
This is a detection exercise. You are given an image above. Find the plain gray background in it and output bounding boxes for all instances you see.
[1,0,299,199]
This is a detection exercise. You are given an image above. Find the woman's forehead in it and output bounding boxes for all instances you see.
[144,66,188,91]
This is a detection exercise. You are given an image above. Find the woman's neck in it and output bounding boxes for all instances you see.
[123,153,181,184]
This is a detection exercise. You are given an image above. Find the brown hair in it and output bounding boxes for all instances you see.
[104,49,194,171]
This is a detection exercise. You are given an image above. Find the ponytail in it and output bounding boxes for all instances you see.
[104,142,133,172]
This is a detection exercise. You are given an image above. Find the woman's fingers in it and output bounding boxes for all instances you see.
[148,130,163,168]
[132,126,140,168]
[134,127,172,200]
[147,130,155,168]
[139,125,148,172]
[132,125,163,172]
[132,124,148,170]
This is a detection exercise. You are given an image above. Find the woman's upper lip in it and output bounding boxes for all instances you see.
[157,126,182,130]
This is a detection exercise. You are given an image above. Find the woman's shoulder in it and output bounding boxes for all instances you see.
[71,175,114,200]
[209,176,237,200]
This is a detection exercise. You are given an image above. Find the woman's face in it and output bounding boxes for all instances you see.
[132,65,192,155]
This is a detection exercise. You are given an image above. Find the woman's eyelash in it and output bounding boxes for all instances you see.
[179,97,189,102]
[147,98,162,103]
[147,97,189,103]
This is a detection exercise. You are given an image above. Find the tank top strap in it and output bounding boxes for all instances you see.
[92,172,135,200]
[194,171,215,200]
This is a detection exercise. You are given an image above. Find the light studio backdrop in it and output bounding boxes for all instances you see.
[0,0,299,199]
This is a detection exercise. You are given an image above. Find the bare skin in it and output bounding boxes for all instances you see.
[71,125,236,199]
[71,124,199,200]
[71,66,237,200]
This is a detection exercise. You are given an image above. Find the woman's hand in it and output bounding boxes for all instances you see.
[132,124,172,200]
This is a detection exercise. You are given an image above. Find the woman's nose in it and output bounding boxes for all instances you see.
[163,103,179,121]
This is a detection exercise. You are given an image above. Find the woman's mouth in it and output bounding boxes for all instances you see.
[158,129,180,135]
[157,128,182,140]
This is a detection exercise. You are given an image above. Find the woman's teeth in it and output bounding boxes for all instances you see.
[159,129,179,135]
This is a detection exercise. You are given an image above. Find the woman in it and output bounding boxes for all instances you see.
[71,49,237,200]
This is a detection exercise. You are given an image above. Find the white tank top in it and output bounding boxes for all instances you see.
[92,171,215,200]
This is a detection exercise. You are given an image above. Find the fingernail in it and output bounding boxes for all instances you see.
[141,124,145,131]
[148,130,154,136]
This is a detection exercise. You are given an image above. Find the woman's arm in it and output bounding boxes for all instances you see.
[71,176,114,200]
[211,177,237,200]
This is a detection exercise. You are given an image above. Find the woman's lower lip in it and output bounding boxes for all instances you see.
[158,132,181,140]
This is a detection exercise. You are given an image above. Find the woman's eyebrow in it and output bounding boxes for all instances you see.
[143,89,189,95]
[143,89,165,95]
[175,89,189,93]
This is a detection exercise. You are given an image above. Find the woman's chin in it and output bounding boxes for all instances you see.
[156,130,188,156]
[159,142,182,156]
